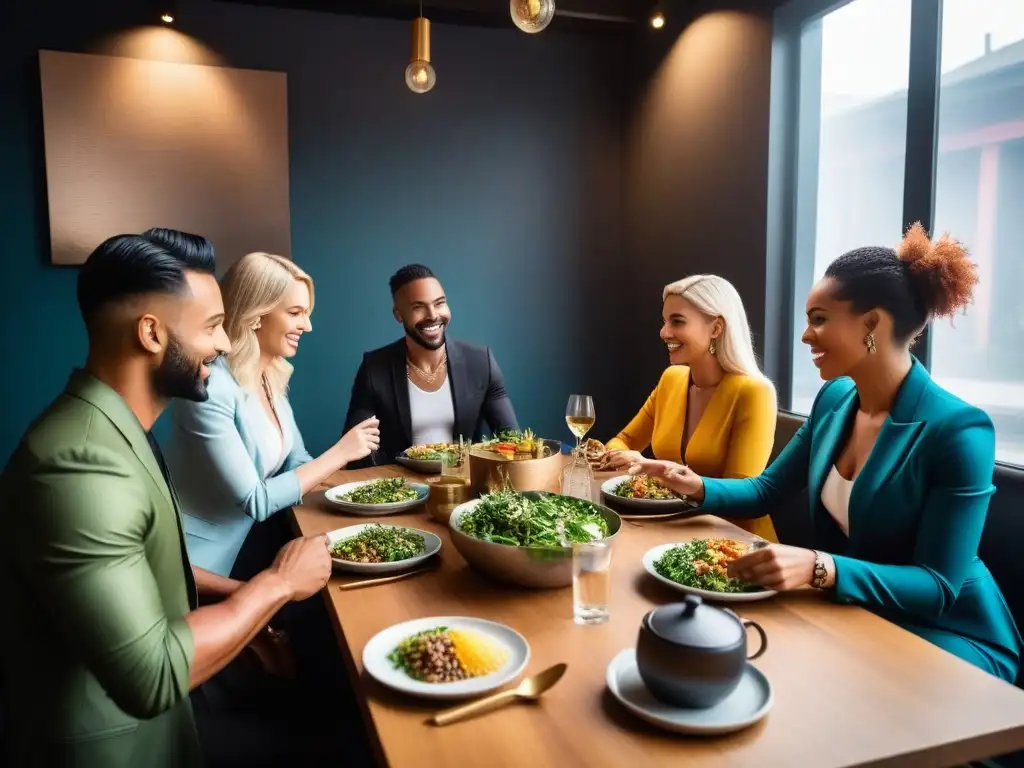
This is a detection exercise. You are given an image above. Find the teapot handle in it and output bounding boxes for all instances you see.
[741,619,768,660]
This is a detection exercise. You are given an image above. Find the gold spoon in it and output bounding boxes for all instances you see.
[428,663,568,726]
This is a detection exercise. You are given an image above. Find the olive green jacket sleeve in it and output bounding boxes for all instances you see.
[20,442,194,720]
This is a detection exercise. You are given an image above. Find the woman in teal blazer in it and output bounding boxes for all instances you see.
[635,223,1022,682]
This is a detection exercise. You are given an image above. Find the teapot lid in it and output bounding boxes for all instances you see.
[645,595,743,649]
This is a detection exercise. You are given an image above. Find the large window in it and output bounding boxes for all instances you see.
[930,0,1024,465]
[772,0,1024,466]
[789,0,912,414]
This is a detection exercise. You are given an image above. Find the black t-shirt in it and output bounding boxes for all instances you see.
[146,431,199,610]
[147,432,174,487]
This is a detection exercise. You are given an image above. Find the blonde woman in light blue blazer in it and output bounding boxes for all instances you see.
[164,252,380,576]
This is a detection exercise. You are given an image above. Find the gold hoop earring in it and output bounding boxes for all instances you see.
[708,339,717,356]
[864,333,876,354]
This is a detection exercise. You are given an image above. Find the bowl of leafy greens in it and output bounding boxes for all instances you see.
[448,487,621,588]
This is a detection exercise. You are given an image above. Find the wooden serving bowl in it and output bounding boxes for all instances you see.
[469,439,564,496]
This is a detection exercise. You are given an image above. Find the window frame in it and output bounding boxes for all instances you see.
[761,1,1024,465]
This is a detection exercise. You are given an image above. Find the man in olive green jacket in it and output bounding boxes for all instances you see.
[0,229,332,767]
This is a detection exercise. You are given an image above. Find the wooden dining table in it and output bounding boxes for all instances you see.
[291,464,1024,767]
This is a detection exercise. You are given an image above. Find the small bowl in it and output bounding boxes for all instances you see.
[426,477,472,524]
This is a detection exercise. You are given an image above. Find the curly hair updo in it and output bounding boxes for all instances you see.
[823,222,979,343]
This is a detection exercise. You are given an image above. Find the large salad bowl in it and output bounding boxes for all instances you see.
[448,490,621,588]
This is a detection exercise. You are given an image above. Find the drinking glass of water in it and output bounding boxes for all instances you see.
[441,436,468,481]
[572,541,612,625]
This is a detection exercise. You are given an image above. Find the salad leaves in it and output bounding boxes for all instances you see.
[457,488,608,548]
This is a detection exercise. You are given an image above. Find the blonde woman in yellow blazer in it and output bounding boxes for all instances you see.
[601,275,778,541]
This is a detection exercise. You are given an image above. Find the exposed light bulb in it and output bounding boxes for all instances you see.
[406,16,435,94]
[161,12,175,23]
[510,0,555,34]
[405,60,436,93]
[650,11,665,29]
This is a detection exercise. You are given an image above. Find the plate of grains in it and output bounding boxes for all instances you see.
[362,616,530,700]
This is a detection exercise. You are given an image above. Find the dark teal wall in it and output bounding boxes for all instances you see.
[2,0,625,463]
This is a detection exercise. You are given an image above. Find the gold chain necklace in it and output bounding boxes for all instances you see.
[261,374,279,420]
[407,352,447,384]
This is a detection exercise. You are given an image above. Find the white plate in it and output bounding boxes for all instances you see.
[326,524,442,574]
[324,478,429,515]
[606,649,772,735]
[362,616,530,701]
[601,475,692,511]
[395,453,442,475]
[642,543,777,603]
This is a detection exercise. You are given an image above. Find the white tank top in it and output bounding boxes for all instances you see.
[408,376,456,446]
[239,389,292,479]
[820,466,853,537]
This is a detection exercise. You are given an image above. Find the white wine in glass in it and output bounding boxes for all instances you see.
[565,395,596,450]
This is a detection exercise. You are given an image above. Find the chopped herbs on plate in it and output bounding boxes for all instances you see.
[613,474,682,500]
[457,488,608,548]
[340,477,420,505]
[653,538,764,594]
[330,524,426,563]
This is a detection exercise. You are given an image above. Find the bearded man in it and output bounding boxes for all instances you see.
[0,228,332,766]
[344,264,519,465]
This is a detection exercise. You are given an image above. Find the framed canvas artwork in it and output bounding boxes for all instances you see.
[38,49,291,268]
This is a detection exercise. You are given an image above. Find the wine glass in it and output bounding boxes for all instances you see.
[565,395,595,454]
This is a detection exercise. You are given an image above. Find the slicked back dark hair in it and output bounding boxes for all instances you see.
[389,264,435,297]
[77,227,216,331]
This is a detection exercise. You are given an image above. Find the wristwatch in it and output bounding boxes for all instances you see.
[811,550,829,589]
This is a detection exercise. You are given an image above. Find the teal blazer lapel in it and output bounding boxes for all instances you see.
[846,359,929,550]
[809,384,856,520]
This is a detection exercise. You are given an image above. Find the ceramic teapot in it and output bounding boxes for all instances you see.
[636,594,767,709]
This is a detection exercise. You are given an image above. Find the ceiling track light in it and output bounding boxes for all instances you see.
[650,2,666,29]
[160,0,177,24]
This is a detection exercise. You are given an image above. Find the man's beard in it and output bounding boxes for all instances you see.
[153,333,212,402]
[404,317,448,351]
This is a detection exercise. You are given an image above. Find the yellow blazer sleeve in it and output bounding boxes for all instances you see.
[606,385,657,452]
[722,378,777,479]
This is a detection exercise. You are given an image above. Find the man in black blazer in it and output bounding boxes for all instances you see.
[344,264,519,465]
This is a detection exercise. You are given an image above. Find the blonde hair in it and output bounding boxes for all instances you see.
[662,274,771,386]
[221,252,314,397]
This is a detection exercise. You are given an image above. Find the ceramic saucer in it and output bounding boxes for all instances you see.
[605,648,772,735]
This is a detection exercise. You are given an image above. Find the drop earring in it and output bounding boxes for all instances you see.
[253,318,262,331]
[864,333,876,354]
[708,338,717,355]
